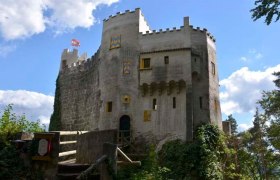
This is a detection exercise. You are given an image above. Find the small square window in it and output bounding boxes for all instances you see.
[106,101,112,112]
[144,110,151,122]
[143,58,150,68]
[164,56,169,64]
[140,58,151,69]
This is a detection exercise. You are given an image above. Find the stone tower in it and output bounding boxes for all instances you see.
[52,8,222,145]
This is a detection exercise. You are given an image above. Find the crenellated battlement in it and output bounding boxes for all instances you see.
[190,25,216,42]
[103,8,140,22]
[139,26,184,36]
[55,8,222,144]
[61,49,100,74]
[138,19,215,42]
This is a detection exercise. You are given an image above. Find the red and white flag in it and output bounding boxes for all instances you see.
[71,39,80,47]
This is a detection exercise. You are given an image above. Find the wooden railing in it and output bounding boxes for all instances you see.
[51,131,88,163]
[118,130,132,147]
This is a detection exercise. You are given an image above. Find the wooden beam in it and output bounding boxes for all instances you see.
[59,140,77,145]
[51,131,88,135]
[117,161,141,166]
[77,155,107,180]
[59,150,76,157]
[117,147,132,163]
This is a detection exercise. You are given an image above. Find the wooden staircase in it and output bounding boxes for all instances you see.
[57,163,100,180]
[55,130,143,179]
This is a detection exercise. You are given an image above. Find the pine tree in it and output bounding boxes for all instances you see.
[225,114,238,135]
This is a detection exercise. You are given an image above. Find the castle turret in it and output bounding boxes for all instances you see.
[60,48,87,71]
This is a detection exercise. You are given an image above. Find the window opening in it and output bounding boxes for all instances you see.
[173,97,176,108]
[107,101,112,112]
[152,98,157,110]
[164,56,169,64]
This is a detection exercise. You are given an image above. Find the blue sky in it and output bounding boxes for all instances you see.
[0,0,279,131]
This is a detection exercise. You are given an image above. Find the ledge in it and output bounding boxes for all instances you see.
[139,67,152,71]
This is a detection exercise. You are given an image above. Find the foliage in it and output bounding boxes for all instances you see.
[117,146,170,180]
[158,124,228,179]
[225,114,238,135]
[259,72,280,151]
[49,75,62,131]
[251,0,280,25]
[0,105,45,179]
[237,109,280,179]
[118,72,280,179]
[0,144,25,179]
[0,104,44,144]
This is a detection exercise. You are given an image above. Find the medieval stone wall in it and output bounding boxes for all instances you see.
[53,8,222,144]
[59,57,101,131]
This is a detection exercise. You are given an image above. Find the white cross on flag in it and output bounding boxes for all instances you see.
[71,39,80,47]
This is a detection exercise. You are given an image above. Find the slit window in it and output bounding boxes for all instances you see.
[211,62,215,75]
[173,97,176,109]
[152,98,157,110]
[214,99,218,114]
[164,56,169,64]
[106,101,112,112]
[199,97,203,109]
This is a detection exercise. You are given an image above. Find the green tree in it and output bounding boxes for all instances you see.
[251,0,280,25]
[0,104,45,179]
[225,114,238,135]
[237,109,280,179]
[259,72,280,150]
[0,104,44,144]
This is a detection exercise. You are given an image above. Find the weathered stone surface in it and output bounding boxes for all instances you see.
[76,130,117,164]
[54,8,222,146]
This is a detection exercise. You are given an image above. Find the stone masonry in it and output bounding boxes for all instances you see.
[54,8,222,145]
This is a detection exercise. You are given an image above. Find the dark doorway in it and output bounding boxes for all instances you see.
[119,115,131,144]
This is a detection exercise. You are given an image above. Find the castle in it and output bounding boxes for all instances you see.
[52,8,222,145]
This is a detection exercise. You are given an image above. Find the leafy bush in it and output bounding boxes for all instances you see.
[117,146,170,180]
[0,104,44,144]
[0,104,45,179]
[118,124,227,180]
[158,124,226,180]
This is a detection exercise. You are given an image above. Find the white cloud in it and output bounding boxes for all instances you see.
[0,90,54,127]
[0,0,119,40]
[0,0,46,40]
[239,123,252,132]
[0,43,17,57]
[240,56,248,62]
[255,53,263,59]
[220,64,280,115]
[239,49,263,62]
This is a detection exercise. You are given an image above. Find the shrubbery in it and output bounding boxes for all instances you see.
[0,104,45,179]
[117,124,228,180]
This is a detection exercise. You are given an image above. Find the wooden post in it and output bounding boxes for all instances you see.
[101,142,117,180]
